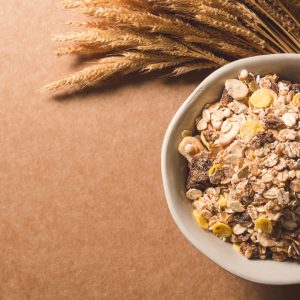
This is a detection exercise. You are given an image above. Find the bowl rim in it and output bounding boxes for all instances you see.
[161,53,300,285]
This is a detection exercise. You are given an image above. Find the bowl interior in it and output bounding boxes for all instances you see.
[162,54,300,285]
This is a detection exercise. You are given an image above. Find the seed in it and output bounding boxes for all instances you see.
[239,69,248,80]
[216,122,240,146]
[202,109,211,122]
[223,108,232,118]
[197,119,207,131]
[221,119,232,133]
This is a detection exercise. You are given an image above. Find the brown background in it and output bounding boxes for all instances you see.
[1,1,300,299]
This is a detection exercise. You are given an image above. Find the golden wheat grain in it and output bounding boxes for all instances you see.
[170,62,217,76]
[43,0,300,92]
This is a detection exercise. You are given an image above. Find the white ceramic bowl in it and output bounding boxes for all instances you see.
[161,54,300,285]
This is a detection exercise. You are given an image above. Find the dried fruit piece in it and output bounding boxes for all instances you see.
[263,114,284,129]
[249,88,275,108]
[212,222,232,237]
[225,79,249,100]
[193,210,209,229]
[208,164,223,175]
[255,218,272,233]
[249,131,275,148]
[239,120,264,142]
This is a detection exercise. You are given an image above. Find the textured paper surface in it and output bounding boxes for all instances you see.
[1,1,300,299]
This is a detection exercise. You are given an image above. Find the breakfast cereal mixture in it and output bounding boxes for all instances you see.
[178,70,300,261]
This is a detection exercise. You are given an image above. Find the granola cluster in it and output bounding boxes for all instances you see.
[178,70,300,261]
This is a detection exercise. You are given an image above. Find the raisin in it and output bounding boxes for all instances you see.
[262,115,284,129]
[249,131,275,149]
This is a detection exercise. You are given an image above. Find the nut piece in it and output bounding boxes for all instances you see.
[239,69,248,80]
[197,119,208,131]
[202,109,211,122]
[211,110,224,129]
[193,210,209,229]
[225,79,248,101]
[255,218,272,233]
[186,188,202,200]
[212,222,232,238]
[215,122,240,146]
[250,88,275,108]
[178,137,205,162]
[221,119,232,133]
[282,113,297,127]
[239,120,264,142]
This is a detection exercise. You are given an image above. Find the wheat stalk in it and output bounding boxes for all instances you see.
[43,0,300,92]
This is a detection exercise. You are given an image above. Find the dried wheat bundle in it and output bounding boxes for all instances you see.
[43,0,300,92]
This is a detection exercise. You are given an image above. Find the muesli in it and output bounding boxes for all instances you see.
[179,70,300,261]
